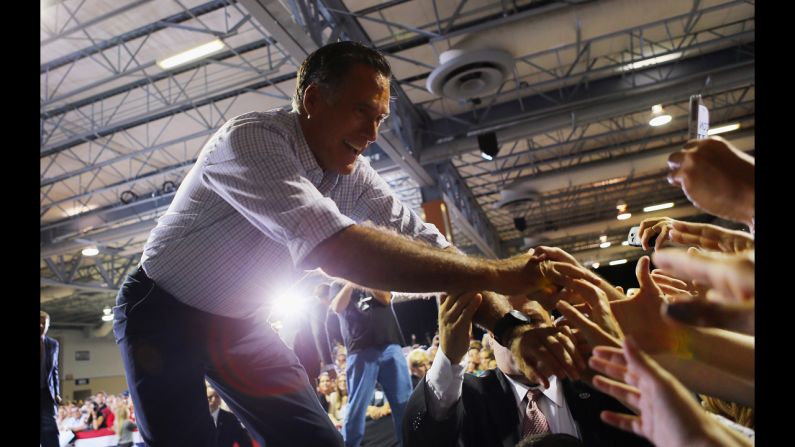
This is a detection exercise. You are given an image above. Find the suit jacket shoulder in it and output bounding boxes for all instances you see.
[403,369,520,447]
[562,380,653,447]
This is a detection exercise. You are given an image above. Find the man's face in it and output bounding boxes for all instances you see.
[40,316,49,337]
[207,389,220,412]
[303,63,391,175]
[96,393,105,405]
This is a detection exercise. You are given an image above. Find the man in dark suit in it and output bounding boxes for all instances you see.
[208,386,254,447]
[403,294,652,447]
[40,311,62,447]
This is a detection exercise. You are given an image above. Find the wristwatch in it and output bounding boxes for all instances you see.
[492,310,534,347]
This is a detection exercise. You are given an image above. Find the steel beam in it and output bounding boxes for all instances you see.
[420,49,754,164]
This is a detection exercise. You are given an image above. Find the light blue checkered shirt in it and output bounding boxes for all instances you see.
[141,109,449,318]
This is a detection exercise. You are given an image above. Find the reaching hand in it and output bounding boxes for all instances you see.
[555,300,622,353]
[507,324,586,389]
[637,217,674,251]
[438,292,482,365]
[496,249,602,298]
[667,136,754,226]
[652,248,754,303]
[668,220,754,254]
[589,339,739,447]
[607,257,685,355]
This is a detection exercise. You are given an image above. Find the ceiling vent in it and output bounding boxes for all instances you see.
[427,49,514,100]
[494,189,541,209]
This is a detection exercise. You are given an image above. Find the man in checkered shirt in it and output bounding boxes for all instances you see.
[113,41,596,447]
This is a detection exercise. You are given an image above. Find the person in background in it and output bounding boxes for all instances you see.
[208,386,253,447]
[113,404,138,447]
[403,292,651,447]
[328,373,349,430]
[317,371,335,413]
[407,349,431,389]
[40,311,62,447]
[331,282,411,447]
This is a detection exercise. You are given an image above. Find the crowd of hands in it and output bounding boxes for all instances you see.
[438,136,755,447]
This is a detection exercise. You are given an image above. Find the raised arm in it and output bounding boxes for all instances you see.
[330,282,355,314]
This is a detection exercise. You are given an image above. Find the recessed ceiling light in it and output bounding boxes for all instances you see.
[600,241,611,249]
[609,259,628,266]
[643,202,674,212]
[708,123,741,135]
[157,39,225,70]
[621,52,682,71]
[81,246,99,257]
[617,212,632,220]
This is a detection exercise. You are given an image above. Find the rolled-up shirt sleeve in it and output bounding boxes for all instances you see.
[201,121,355,268]
[425,346,466,420]
[351,161,451,249]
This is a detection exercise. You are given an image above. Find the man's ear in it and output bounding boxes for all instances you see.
[303,84,321,115]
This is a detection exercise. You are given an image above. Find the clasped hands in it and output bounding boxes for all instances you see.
[441,248,606,388]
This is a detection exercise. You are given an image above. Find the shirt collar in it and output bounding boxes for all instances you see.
[290,110,348,188]
[505,373,565,409]
[211,408,220,425]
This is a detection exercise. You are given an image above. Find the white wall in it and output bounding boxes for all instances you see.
[48,327,125,379]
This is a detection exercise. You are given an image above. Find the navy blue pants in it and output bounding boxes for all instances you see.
[40,389,59,447]
[113,266,343,447]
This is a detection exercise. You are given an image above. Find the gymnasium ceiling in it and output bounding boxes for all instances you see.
[40,0,755,327]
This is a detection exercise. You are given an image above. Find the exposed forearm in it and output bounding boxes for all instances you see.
[330,282,354,313]
[683,327,754,382]
[307,224,497,294]
[371,289,392,305]
[653,354,754,407]
[472,291,512,334]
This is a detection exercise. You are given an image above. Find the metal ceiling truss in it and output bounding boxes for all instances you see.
[420,46,754,164]
[42,252,140,292]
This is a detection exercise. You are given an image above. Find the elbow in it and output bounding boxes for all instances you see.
[305,226,356,277]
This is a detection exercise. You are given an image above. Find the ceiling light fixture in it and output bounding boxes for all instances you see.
[708,123,741,136]
[649,104,672,127]
[616,200,631,220]
[621,52,682,71]
[157,39,225,70]
[591,262,600,269]
[609,259,628,266]
[643,202,674,212]
[82,246,99,257]
[599,235,610,249]
[101,307,113,321]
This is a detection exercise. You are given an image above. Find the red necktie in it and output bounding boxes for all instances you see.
[521,388,550,438]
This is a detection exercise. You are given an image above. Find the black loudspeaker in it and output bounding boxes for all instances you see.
[477,132,499,159]
[513,217,527,232]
